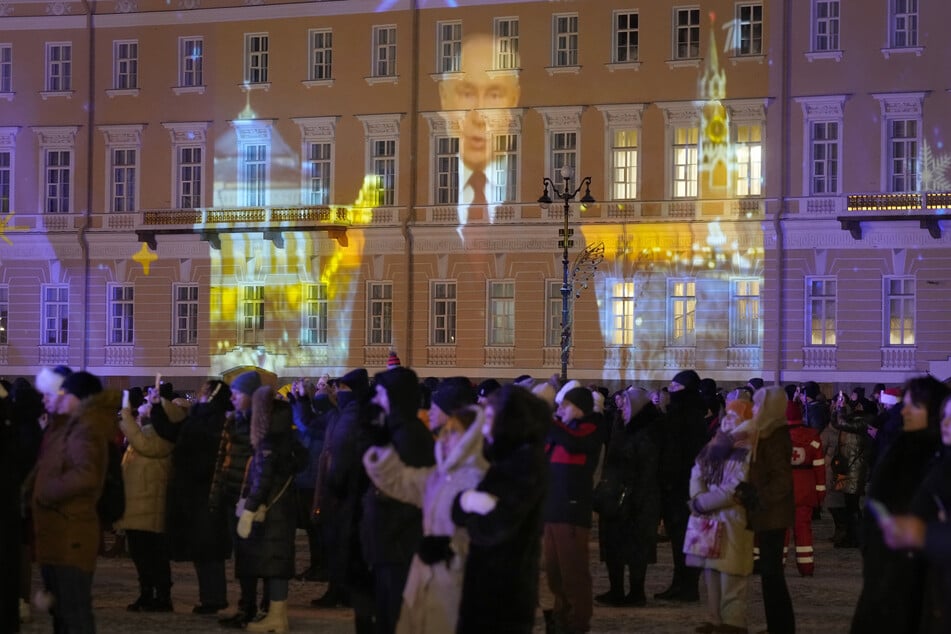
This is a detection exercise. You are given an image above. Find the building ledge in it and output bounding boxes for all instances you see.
[40,90,74,100]
[0,92,13,101]
[666,58,701,69]
[172,85,205,95]
[605,61,641,72]
[837,214,943,239]
[729,54,766,65]
[365,75,398,86]
[302,79,334,88]
[805,50,843,62]
[881,46,923,59]
[545,65,581,76]
[106,88,139,98]
[239,82,271,92]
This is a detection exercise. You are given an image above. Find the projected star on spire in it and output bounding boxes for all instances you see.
[133,242,158,275]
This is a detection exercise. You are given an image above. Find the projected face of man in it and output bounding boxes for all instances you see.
[439,34,520,173]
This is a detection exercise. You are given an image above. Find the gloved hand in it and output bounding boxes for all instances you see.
[237,509,255,538]
[459,490,498,515]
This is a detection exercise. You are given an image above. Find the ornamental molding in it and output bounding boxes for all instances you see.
[45,1,72,15]
[114,0,137,12]
[422,112,462,135]
[0,126,19,147]
[98,124,144,146]
[162,121,210,144]
[32,125,79,147]
[291,116,338,140]
[795,94,849,119]
[871,91,928,117]
[356,113,403,138]
[0,2,13,16]
[229,119,274,142]
[534,106,584,131]
[724,98,770,122]
[655,101,700,125]
[595,104,645,128]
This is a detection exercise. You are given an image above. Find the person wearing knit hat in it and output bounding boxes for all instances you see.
[386,351,402,369]
[670,369,701,393]
[36,365,72,397]
[544,385,602,633]
[429,377,477,434]
[60,371,104,403]
[800,381,829,432]
[879,387,902,407]
[555,379,582,406]
[476,379,501,404]
[230,371,262,397]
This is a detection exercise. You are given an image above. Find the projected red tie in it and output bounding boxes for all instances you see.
[468,171,488,205]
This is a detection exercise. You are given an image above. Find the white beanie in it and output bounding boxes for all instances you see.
[555,379,582,406]
[35,366,71,397]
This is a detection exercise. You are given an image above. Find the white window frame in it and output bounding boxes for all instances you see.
[244,33,269,85]
[672,125,699,198]
[613,10,639,64]
[890,0,918,49]
[667,278,696,347]
[886,118,919,193]
[0,44,12,96]
[307,29,333,83]
[728,103,765,197]
[34,127,78,214]
[100,125,143,213]
[811,0,840,53]
[41,284,69,345]
[45,42,72,93]
[552,13,579,68]
[797,96,846,196]
[494,17,520,70]
[371,25,397,78]
[112,40,138,91]
[434,135,460,205]
[302,283,329,345]
[487,280,515,346]
[805,277,836,346]
[730,278,761,347]
[366,281,393,346]
[430,280,457,345]
[598,105,644,201]
[545,279,564,348]
[0,284,7,344]
[673,7,701,60]
[164,122,208,209]
[884,276,915,346]
[491,133,519,203]
[536,107,584,192]
[177,145,203,208]
[872,92,924,193]
[436,21,462,74]
[240,284,265,345]
[107,283,134,345]
[0,128,14,214]
[293,116,337,207]
[44,149,71,213]
[357,114,401,207]
[735,3,763,56]
[172,283,199,345]
[231,120,272,207]
[607,279,635,347]
[178,37,203,89]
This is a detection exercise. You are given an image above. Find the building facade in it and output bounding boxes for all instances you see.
[0,0,947,390]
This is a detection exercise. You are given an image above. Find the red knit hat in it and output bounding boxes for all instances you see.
[880,387,902,406]
[386,351,402,369]
[786,399,803,424]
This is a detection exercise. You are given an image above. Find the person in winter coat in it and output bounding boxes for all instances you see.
[163,379,234,614]
[362,404,488,633]
[594,387,662,607]
[359,366,435,634]
[31,371,121,634]
[785,399,826,576]
[452,384,550,634]
[829,393,872,548]
[685,408,754,634]
[236,385,302,634]
[115,393,182,612]
[801,382,829,432]
[734,385,795,634]
[849,375,949,634]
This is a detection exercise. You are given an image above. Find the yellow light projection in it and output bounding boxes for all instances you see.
[132,242,158,275]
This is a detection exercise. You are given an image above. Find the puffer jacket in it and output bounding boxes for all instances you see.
[830,405,872,496]
[32,390,122,572]
[209,409,252,511]
[114,408,175,533]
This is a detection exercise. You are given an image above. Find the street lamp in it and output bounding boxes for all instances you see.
[538,164,597,382]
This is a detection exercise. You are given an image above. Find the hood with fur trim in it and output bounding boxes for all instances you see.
[436,406,489,474]
[734,385,788,442]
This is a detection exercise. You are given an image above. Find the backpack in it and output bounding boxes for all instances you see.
[97,441,126,525]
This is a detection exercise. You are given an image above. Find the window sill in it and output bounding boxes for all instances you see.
[172,85,205,95]
[729,54,765,65]
[805,50,843,62]
[106,88,139,98]
[666,58,701,69]
[881,46,923,59]
[302,79,334,88]
[545,65,581,76]
[429,71,461,83]
[605,61,641,72]
[487,68,520,79]
[240,82,271,92]
[0,91,12,101]
[365,75,399,86]
[40,90,74,100]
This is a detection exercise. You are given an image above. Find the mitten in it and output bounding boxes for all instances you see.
[459,490,498,515]
[237,509,255,538]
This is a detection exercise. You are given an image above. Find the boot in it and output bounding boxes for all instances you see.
[595,562,626,606]
[126,585,154,612]
[218,607,254,629]
[829,508,847,544]
[246,599,288,633]
[145,588,174,613]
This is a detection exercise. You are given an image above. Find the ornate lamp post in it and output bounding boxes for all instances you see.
[538,165,600,382]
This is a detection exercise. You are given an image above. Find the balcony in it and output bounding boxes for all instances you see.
[791,191,951,239]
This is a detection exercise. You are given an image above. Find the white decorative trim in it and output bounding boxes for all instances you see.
[114,0,137,12]
[422,111,462,135]
[881,46,923,59]
[239,82,270,92]
[365,75,398,86]
[534,106,584,131]
[655,101,700,125]
[666,58,701,69]
[99,124,144,145]
[45,1,72,16]
[871,91,927,117]
[230,119,273,143]
[162,121,209,144]
[545,65,581,76]
[595,104,645,127]
[725,98,770,122]
[40,91,74,100]
[32,125,78,147]
[605,62,641,72]
[105,88,139,98]
[429,71,461,83]
[292,116,338,140]
[0,92,13,102]
[794,94,848,119]
[0,127,18,147]
[805,50,843,62]
[729,55,765,66]
[172,85,205,95]
[487,69,519,79]
[302,79,334,89]
[356,113,403,137]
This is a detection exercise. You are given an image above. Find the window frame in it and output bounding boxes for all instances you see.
[886,118,919,193]
[607,279,635,347]
[436,20,462,74]
[372,25,397,78]
[729,277,761,347]
[178,37,203,88]
[107,283,134,345]
[308,28,333,82]
[552,13,579,68]
[667,278,697,347]
[302,283,329,346]
[884,276,915,346]
[45,42,72,93]
[890,0,919,48]
[805,277,837,346]
[41,284,69,345]
[545,279,565,348]
[0,44,12,95]
[612,10,639,64]
[243,33,269,85]
[797,96,845,197]
[672,7,701,60]
[240,284,265,345]
[434,135,460,205]
[733,122,763,196]
[112,39,138,90]
[811,0,840,52]
[0,284,8,345]
[366,281,393,346]
[108,147,138,213]
[430,280,457,346]
[172,283,199,345]
[672,124,699,198]
[44,149,72,214]
[873,93,924,193]
[493,17,520,70]
[734,3,764,56]
[487,280,515,346]
[0,144,12,214]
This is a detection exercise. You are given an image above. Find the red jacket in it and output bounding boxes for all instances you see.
[788,423,825,507]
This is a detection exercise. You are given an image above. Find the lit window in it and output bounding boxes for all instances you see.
[431,281,456,345]
[885,277,915,345]
[611,129,638,200]
[305,142,331,206]
[488,281,515,346]
[551,131,577,175]
[492,134,519,203]
[730,278,761,347]
[806,277,836,345]
[735,123,762,196]
[672,125,699,198]
[302,284,328,345]
[42,285,69,345]
[241,285,264,345]
[668,279,696,346]
[609,280,635,346]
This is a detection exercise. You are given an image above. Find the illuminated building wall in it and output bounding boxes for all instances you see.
[1,0,947,390]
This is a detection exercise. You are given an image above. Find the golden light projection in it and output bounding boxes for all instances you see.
[0,212,27,246]
[132,242,158,275]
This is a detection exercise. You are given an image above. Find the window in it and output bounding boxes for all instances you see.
[806,277,836,345]
[810,121,839,194]
[608,280,635,346]
[431,281,456,345]
[45,150,71,213]
[173,284,198,345]
[435,136,459,204]
[308,29,333,81]
[735,4,763,56]
[891,0,918,48]
[613,11,639,63]
[494,17,519,70]
[241,285,264,344]
[551,131,577,175]
[372,139,396,206]
[0,44,11,93]
[372,25,397,77]
[177,146,202,208]
[179,37,203,87]
[244,33,269,84]
[492,134,518,203]
[672,125,699,198]
[888,119,918,192]
[668,279,696,346]
[42,285,68,345]
[110,148,137,212]
[545,280,564,348]
[610,129,638,200]
[46,43,71,92]
[113,40,138,90]
[552,14,579,67]
[488,281,515,346]
[0,285,8,344]
[305,142,331,205]
[436,21,462,73]
[241,144,268,206]
[302,283,328,345]
[108,284,134,344]
[885,277,915,345]
[735,123,762,196]
[367,281,393,346]
[730,278,761,346]
[673,8,700,60]
[0,150,10,213]
[813,0,840,51]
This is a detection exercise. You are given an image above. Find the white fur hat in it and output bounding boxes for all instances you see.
[35,366,72,397]
[555,379,582,406]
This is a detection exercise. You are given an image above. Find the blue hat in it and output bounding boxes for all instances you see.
[230,371,262,396]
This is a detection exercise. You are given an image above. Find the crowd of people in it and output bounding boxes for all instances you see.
[1,359,949,634]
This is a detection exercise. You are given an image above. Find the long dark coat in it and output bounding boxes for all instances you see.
[911,451,951,634]
[166,401,232,562]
